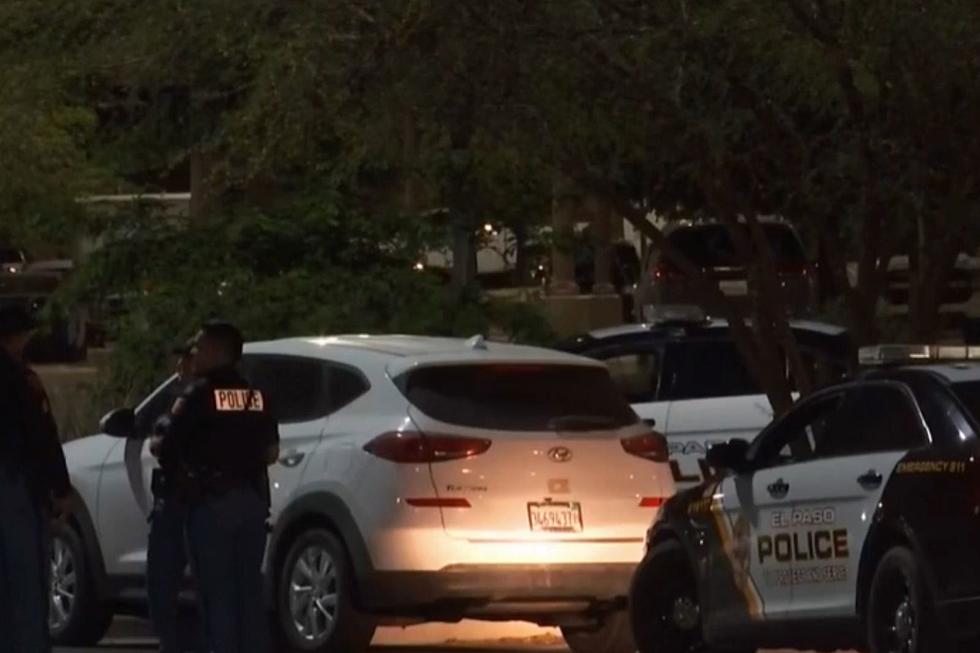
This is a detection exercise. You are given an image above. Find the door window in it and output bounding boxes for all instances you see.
[663,340,761,400]
[750,393,844,468]
[329,365,370,412]
[603,352,661,403]
[816,385,927,457]
[241,355,368,423]
[242,355,327,423]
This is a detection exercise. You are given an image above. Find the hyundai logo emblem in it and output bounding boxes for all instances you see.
[547,447,573,463]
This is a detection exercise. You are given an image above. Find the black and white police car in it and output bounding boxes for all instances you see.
[630,344,980,653]
[559,307,850,490]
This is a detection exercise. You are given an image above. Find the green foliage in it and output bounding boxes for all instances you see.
[66,196,552,401]
[5,0,980,412]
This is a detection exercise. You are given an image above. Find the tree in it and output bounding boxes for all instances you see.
[7,0,980,413]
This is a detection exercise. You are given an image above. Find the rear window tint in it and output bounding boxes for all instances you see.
[667,224,805,268]
[662,340,761,400]
[951,382,980,435]
[397,364,638,431]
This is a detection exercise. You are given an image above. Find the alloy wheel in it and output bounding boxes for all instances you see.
[288,544,340,645]
[875,568,918,653]
[49,536,78,633]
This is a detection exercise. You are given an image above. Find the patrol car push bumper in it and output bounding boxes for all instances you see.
[358,563,634,622]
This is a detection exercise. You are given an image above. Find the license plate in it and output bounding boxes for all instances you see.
[719,280,748,296]
[528,502,583,533]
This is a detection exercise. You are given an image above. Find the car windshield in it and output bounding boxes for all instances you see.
[396,363,638,431]
[667,224,806,268]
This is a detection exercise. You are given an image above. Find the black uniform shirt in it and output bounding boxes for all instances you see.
[0,349,70,499]
[161,364,279,485]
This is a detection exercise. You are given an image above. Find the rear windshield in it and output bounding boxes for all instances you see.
[397,364,639,431]
[952,381,980,425]
[667,224,806,268]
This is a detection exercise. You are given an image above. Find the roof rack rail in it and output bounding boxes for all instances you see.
[858,344,980,367]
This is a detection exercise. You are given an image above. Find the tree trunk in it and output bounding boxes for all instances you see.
[908,237,959,342]
[548,176,580,296]
[591,197,616,295]
[450,218,477,292]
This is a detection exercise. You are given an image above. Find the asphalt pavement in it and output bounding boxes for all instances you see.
[51,618,857,653]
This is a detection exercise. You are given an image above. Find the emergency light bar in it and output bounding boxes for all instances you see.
[642,304,709,326]
[859,344,980,366]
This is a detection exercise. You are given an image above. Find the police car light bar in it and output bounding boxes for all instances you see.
[642,304,709,325]
[859,344,980,366]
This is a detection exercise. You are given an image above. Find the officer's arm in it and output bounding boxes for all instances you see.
[263,416,280,466]
[24,371,70,499]
[159,381,208,465]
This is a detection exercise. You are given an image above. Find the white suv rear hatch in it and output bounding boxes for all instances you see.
[395,362,672,543]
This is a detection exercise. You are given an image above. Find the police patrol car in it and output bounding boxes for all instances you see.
[630,344,980,653]
[560,307,850,491]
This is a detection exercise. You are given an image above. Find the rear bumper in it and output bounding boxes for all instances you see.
[358,563,635,622]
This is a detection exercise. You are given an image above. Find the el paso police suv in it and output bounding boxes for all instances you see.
[630,345,980,653]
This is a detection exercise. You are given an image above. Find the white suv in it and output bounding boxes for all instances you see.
[53,335,672,653]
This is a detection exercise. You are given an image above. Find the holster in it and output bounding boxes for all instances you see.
[150,468,168,499]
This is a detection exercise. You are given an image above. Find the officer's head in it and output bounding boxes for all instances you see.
[192,320,244,374]
[0,304,38,360]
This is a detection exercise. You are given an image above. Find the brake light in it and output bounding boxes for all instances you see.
[621,431,669,463]
[639,497,665,508]
[364,431,492,463]
[777,261,808,277]
[652,261,680,282]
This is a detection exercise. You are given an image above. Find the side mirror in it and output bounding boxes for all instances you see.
[100,408,136,439]
[706,439,751,474]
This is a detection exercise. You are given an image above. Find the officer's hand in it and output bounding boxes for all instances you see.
[149,435,164,458]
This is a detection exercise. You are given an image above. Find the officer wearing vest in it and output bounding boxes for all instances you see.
[146,340,199,653]
[160,321,279,653]
[0,304,70,653]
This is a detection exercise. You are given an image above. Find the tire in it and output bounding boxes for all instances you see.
[562,610,636,653]
[867,546,948,653]
[275,528,376,653]
[48,521,113,646]
[630,541,754,653]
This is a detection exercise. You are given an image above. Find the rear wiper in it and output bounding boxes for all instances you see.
[547,415,617,430]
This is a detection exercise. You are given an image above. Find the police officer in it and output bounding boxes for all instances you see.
[0,304,70,653]
[146,340,198,653]
[161,321,279,653]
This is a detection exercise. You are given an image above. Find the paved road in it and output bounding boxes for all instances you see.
[52,617,856,653]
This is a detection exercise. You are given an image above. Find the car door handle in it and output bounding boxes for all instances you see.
[279,450,305,468]
[858,470,883,489]
[642,418,657,428]
[767,479,789,498]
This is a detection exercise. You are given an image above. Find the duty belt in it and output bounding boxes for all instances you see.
[179,468,250,500]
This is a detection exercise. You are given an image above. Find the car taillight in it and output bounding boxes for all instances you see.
[364,431,492,463]
[652,261,680,282]
[777,261,808,277]
[621,431,669,463]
